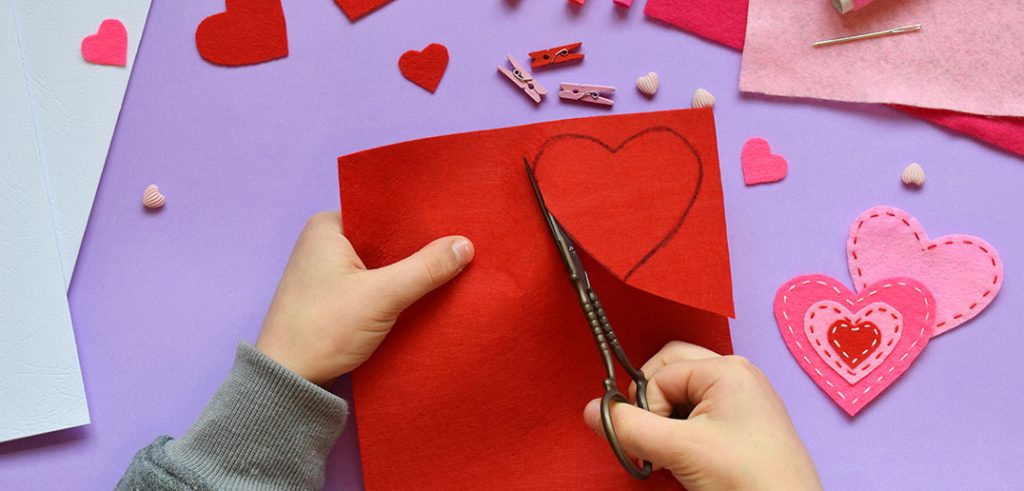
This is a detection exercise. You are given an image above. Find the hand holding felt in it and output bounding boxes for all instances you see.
[255,212,473,385]
[338,109,733,489]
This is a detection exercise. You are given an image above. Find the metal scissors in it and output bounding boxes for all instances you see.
[524,159,653,480]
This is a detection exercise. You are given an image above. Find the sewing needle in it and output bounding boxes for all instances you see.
[813,23,921,48]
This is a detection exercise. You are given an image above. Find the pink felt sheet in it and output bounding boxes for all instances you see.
[739,0,1024,117]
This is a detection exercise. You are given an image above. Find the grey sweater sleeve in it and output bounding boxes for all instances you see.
[116,342,349,491]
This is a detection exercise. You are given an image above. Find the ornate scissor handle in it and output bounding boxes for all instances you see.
[600,383,653,479]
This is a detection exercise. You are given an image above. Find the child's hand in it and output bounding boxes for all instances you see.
[583,341,822,490]
[256,211,473,385]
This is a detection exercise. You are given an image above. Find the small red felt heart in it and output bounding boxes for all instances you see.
[334,0,394,21]
[532,128,703,283]
[81,19,127,67]
[826,319,881,369]
[398,43,449,93]
[741,137,787,185]
[195,0,288,67]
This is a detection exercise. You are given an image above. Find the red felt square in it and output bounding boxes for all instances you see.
[338,109,734,489]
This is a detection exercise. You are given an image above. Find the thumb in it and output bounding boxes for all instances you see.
[583,398,693,468]
[370,236,474,315]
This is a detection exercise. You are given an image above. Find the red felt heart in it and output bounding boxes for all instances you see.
[531,127,703,282]
[195,0,288,67]
[398,43,449,93]
[826,319,881,369]
[81,19,127,67]
[334,0,394,21]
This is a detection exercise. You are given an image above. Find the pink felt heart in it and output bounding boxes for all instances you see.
[81,19,127,67]
[775,275,935,416]
[847,206,1003,337]
[740,137,786,185]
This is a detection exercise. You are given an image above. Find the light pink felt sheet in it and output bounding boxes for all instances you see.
[740,0,1024,116]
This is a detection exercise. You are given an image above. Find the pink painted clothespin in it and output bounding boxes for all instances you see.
[558,82,615,106]
[498,55,547,104]
[613,0,633,7]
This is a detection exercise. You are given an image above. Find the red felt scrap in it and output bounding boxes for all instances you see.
[397,43,449,93]
[339,109,734,489]
[333,0,394,22]
[195,0,288,66]
[644,0,1024,157]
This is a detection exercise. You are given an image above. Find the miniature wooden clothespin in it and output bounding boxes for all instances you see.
[528,42,584,69]
[498,55,548,104]
[558,83,615,106]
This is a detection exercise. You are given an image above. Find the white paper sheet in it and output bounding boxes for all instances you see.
[0,0,89,442]
[14,0,151,287]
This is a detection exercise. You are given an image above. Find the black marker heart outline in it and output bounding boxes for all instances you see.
[529,126,705,280]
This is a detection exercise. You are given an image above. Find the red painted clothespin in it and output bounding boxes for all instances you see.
[498,55,547,104]
[558,83,615,106]
[528,42,584,69]
[613,0,634,6]
[568,0,585,5]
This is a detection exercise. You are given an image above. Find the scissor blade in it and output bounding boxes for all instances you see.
[523,158,582,280]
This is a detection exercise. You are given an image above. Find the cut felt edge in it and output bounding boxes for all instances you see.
[338,109,734,319]
[773,274,935,416]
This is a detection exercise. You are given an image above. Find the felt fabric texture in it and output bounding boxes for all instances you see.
[81,19,127,67]
[740,0,1024,117]
[644,0,747,50]
[740,137,786,185]
[339,109,734,489]
[643,0,1024,157]
[397,43,448,93]
[333,0,394,21]
[195,0,288,67]
[774,275,935,416]
[847,206,1004,337]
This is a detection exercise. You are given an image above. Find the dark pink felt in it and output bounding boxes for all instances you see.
[774,275,935,416]
[81,19,127,67]
[643,0,1024,157]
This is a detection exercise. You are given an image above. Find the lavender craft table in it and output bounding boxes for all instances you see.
[1,2,1021,489]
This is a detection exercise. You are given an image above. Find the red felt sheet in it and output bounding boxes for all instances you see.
[643,0,1024,157]
[339,109,734,489]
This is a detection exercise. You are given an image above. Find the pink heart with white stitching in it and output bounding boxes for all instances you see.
[847,206,1003,337]
[774,275,935,416]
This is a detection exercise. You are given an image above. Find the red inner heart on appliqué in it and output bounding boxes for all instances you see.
[827,319,881,369]
[531,127,703,281]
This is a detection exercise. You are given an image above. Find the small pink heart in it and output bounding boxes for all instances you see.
[82,19,127,67]
[741,137,787,185]
[775,275,935,416]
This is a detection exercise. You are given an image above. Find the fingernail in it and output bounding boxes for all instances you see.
[451,239,474,267]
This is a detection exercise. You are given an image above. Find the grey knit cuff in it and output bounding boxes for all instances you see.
[165,342,348,491]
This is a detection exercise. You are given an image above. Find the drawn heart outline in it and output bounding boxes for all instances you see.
[398,43,449,93]
[847,206,1003,337]
[81,19,127,67]
[774,274,935,416]
[529,127,703,282]
[195,0,288,67]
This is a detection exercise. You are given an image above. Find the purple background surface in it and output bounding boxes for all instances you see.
[1,1,1022,489]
